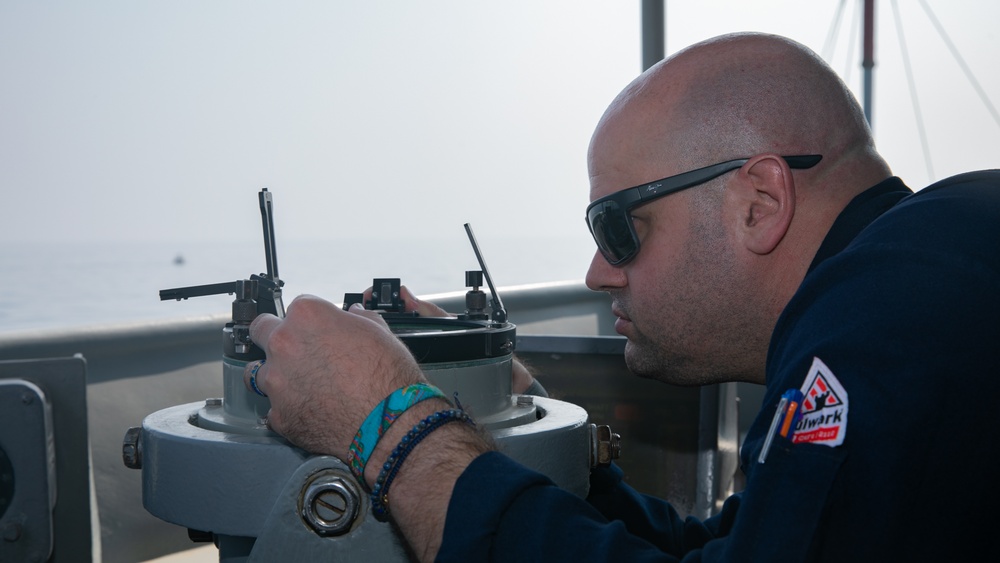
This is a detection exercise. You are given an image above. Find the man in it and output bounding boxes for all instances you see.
[244,33,1000,561]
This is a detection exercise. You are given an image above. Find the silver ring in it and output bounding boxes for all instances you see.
[249,360,268,397]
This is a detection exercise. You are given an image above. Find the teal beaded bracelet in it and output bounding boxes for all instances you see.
[345,383,448,482]
[370,408,475,522]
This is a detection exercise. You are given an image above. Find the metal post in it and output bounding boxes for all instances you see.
[641,0,665,71]
[862,0,876,127]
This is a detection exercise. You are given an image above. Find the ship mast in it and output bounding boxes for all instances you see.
[862,0,876,127]
[641,0,665,71]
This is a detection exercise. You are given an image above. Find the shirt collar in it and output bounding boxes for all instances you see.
[808,177,913,272]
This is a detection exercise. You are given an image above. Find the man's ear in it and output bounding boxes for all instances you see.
[734,155,796,255]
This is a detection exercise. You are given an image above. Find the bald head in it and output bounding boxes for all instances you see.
[589,33,890,192]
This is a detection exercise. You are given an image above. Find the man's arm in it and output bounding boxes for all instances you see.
[245,295,490,561]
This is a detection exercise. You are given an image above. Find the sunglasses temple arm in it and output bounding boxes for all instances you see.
[782,155,823,169]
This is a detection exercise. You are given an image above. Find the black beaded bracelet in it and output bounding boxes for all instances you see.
[370,408,475,522]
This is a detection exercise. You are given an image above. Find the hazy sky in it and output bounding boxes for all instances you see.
[2,0,998,247]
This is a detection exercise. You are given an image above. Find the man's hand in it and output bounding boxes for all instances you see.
[242,294,491,561]
[362,284,452,317]
[243,294,425,457]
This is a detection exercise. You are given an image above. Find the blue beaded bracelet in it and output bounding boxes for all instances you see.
[370,408,475,522]
[345,383,448,482]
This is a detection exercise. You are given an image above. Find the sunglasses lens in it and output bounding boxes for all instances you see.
[587,200,637,264]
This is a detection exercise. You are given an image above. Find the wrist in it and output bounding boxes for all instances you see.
[369,408,476,521]
[361,398,457,488]
[370,408,490,561]
[346,383,448,482]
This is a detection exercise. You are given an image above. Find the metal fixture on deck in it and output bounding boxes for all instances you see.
[124,189,617,561]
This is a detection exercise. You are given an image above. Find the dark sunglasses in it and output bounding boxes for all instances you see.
[585,154,823,265]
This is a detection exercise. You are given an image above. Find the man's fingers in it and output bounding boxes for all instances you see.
[243,359,269,396]
[265,407,282,434]
[249,313,281,354]
[347,302,391,329]
[400,286,451,317]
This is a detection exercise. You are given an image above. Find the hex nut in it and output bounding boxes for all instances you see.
[301,475,360,536]
[122,426,143,469]
[590,424,622,468]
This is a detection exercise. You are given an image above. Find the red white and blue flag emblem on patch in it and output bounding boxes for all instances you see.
[793,357,848,447]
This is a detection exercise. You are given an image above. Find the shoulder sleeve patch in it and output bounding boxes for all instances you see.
[794,357,848,447]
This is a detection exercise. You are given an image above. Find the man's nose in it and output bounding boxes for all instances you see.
[585,250,626,291]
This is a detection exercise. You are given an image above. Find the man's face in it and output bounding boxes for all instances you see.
[585,150,751,386]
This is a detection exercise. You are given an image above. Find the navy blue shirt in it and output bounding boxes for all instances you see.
[440,171,1000,561]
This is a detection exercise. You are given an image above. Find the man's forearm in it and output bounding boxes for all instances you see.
[362,399,493,562]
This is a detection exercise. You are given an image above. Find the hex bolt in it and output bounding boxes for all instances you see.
[301,475,360,536]
[516,395,534,407]
[122,426,143,469]
[590,423,622,468]
[205,398,222,407]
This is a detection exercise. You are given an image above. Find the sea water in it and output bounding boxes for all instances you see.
[0,235,595,335]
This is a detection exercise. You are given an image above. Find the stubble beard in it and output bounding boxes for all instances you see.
[622,332,706,386]
[615,293,703,386]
